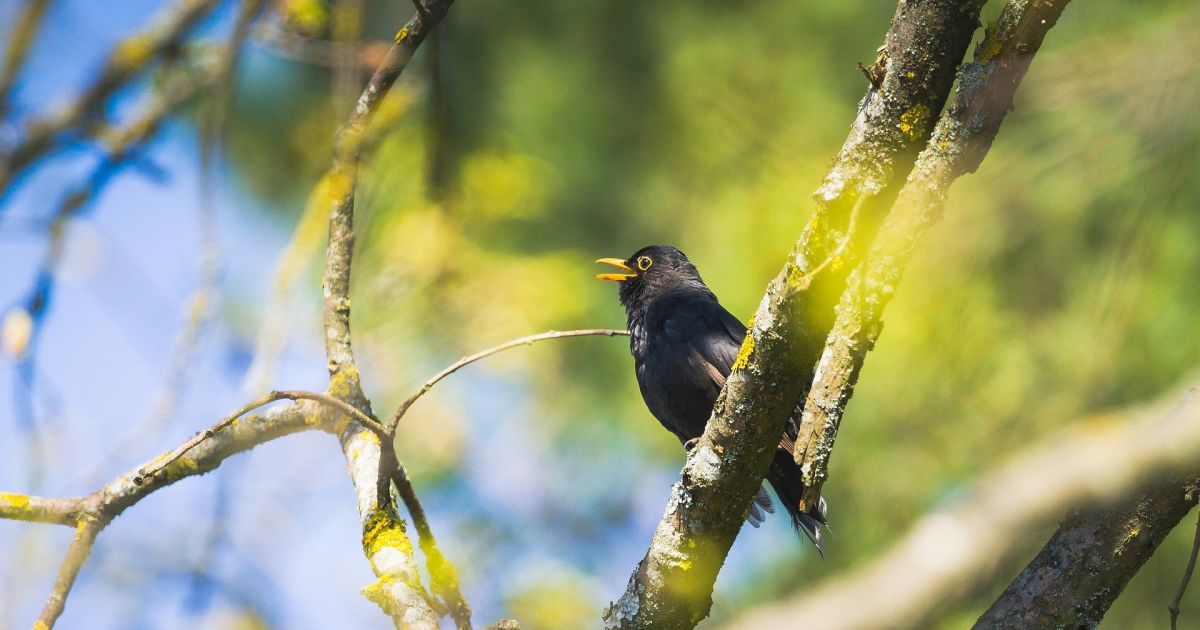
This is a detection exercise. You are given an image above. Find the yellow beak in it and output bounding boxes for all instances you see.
[595,257,636,282]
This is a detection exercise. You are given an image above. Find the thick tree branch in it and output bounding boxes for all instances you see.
[729,384,1200,630]
[976,475,1199,628]
[605,2,987,627]
[793,0,1072,508]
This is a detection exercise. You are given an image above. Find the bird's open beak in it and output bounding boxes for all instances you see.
[595,257,636,282]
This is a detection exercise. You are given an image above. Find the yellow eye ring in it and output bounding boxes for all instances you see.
[636,256,653,271]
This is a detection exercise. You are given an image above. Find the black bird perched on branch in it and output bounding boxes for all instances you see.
[597,245,827,550]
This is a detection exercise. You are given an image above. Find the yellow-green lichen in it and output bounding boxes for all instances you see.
[0,492,30,510]
[111,36,154,71]
[34,621,49,630]
[164,456,201,482]
[898,103,931,141]
[328,364,360,399]
[279,0,328,35]
[978,22,1003,65]
[362,578,389,607]
[732,334,755,371]
[362,507,414,558]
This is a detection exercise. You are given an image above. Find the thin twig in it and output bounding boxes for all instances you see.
[0,0,221,194]
[36,516,105,628]
[1170,505,1200,630]
[274,390,388,437]
[1,399,326,629]
[254,19,391,70]
[387,329,629,434]
[74,2,263,488]
[391,465,472,629]
[139,389,389,483]
[0,0,51,117]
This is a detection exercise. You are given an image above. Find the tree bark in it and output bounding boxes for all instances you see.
[976,481,1199,628]
[604,1,988,627]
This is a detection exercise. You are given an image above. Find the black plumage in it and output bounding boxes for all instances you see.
[597,245,827,549]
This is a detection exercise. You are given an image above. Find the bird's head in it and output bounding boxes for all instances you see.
[595,245,714,314]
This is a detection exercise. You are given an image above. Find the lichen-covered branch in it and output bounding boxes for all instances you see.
[343,424,442,629]
[322,0,456,398]
[975,475,1199,629]
[0,0,221,195]
[729,385,1200,630]
[312,1,459,627]
[0,492,77,526]
[0,399,332,629]
[792,0,1072,509]
[604,2,987,627]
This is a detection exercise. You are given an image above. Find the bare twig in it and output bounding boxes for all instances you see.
[36,516,104,628]
[730,384,1200,630]
[1168,505,1200,630]
[75,0,264,488]
[0,399,331,628]
[387,329,630,433]
[275,390,388,436]
[254,19,391,70]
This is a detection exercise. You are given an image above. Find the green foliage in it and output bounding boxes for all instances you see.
[219,0,1200,625]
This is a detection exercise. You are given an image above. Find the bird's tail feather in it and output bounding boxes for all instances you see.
[766,449,829,555]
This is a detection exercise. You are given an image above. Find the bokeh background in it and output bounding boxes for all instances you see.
[1,0,1198,628]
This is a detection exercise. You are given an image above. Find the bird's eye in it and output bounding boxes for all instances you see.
[636,256,653,271]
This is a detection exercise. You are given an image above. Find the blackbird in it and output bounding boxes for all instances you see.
[597,245,827,549]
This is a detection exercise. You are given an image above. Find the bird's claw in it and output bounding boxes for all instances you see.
[683,437,700,452]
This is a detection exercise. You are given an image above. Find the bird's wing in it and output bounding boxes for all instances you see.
[659,296,746,383]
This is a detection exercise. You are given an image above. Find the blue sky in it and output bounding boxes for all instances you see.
[0,2,808,627]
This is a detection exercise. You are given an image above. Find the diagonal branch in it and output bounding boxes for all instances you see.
[605,2,988,627]
[976,474,1199,629]
[792,0,1073,508]
[0,399,334,629]
[312,1,458,627]
[729,384,1200,630]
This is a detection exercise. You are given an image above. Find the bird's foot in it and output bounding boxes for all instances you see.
[683,437,700,452]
